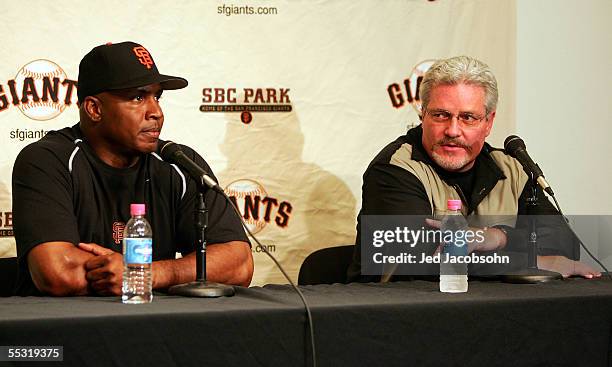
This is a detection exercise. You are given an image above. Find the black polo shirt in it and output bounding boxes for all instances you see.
[12,124,248,295]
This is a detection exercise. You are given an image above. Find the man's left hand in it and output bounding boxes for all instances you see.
[538,255,602,279]
[79,243,123,295]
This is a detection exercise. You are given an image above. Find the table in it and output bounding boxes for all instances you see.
[1,278,612,367]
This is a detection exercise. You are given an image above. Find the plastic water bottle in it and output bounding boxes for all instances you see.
[122,203,153,304]
[439,199,468,293]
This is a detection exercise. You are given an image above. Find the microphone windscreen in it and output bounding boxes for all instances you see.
[504,135,526,157]
[158,141,182,162]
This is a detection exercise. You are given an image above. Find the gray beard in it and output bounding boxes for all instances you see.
[431,151,472,172]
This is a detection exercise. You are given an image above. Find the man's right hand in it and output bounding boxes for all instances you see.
[426,219,507,254]
[79,243,123,296]
[27,242,96,296]
[27,241,123,296]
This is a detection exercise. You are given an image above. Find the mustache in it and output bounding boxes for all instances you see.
[434,138,471,152]
[141,124,162,132]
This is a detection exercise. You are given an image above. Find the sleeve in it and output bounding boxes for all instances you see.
[174,146,249,254]
[12,143,80,267]
[347,162,432,283]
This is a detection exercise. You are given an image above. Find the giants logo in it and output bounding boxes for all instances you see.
[387,60,435,115]
[113,221,126,245]
[0,211,12,237]
[200,87,292,124]
[224,179,292,235]
[132,46,154,69]
[0,60,78,120]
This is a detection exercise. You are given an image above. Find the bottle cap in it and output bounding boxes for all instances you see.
[130,203,146,216]
[447,199,462,210]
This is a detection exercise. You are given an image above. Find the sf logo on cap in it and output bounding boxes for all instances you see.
[133,46,154,69]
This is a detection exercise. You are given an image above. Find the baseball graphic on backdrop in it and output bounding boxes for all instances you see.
[409,59,435,116]
[15,59,70,121]
[225,179,268,234]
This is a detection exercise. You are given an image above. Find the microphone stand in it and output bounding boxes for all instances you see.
[502,172,563,283]
[168,180,235,297]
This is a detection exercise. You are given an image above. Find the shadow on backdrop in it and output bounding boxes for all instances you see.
[217,105,356,285]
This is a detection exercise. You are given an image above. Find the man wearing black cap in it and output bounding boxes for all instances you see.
[12,42,253,296]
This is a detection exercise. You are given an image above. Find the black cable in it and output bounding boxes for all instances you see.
[550,195,611,279]
[159,140,317,365]
[224,195,317,367]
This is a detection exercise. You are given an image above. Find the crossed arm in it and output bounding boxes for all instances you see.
[27,240,253,296]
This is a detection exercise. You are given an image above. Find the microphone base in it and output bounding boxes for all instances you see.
[501,268,563,284]
[168,281,235,298]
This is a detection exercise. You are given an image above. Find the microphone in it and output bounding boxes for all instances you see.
[504,135,554,196]
[159,141,223,193]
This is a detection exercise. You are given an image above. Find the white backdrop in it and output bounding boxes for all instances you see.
[516,0,612,269]
[3,0,520,285]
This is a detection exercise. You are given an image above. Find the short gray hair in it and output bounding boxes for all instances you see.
[420,56,498,115]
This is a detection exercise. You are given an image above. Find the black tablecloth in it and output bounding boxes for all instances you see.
[1,278,612,367]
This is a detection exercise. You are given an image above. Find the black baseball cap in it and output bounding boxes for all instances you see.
[77,41,188,102]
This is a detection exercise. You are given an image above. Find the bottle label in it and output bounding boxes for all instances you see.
[124,238,152,264]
